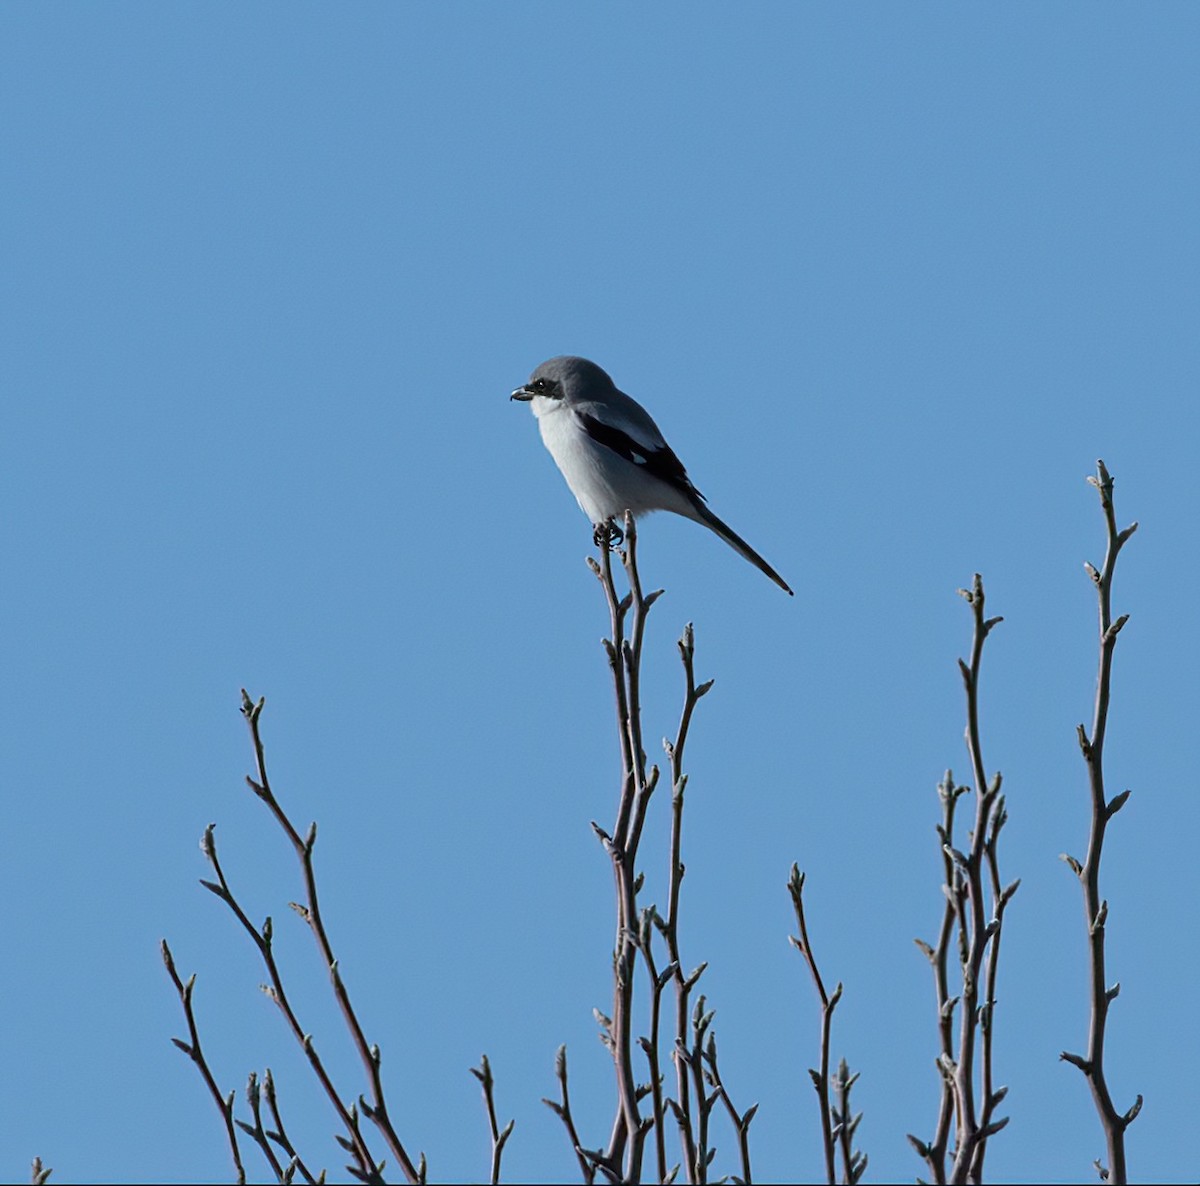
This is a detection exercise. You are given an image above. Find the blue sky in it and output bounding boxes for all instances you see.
[3,4,1198,1183]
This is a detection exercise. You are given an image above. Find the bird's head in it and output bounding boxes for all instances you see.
[510,356,615,406]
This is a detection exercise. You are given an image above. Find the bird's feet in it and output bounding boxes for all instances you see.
[593,518,624,549]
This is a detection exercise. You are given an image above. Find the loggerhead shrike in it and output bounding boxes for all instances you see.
[511,355,793,595]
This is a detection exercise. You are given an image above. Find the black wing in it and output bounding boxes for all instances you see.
[577,410,705,503]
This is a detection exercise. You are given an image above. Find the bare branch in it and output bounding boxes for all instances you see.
[541,1045,596,1184]
[831,1059,867,1186]
[1063,461,1141,1184]
[592,517,649,1181]
[914,576,1013,1184]
[235,1071,286,1181]
[194,818,381,1183]
[160,939,247,1185]
[787,865,837,1184]
[702,1033,755,1184]
[471,1054,515,1185]
[948,574,1012,1184]
[261,1068,322,1185]
[636,909,671,1183]
[239,691,423,1184]
[661,619,712,1181]
[913,771,967,1184]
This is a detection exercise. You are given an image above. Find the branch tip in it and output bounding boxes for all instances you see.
[1103,614,1130,644]
[907,1134,931,1159]
[1106,789,1132,818]
[1060,1050,1091,1074]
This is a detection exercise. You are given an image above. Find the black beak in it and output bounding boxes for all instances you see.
[510,385,534,402]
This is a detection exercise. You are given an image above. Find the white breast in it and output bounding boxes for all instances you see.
[531,397,697,524]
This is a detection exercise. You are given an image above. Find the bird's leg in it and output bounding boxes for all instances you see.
[593,518,624,549]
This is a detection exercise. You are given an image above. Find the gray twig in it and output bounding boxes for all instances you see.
[787,866,837,1184]
[683,994,717,1182]
[786,870,867,1185]
[239,691,424,1184]
[195,821,382,1184]
[701,1031,757,1184]
[541,1045,597,1184]
[662,621,713,1182]
[581,512,744,1185]
[590,514,652,1181]
[1059,460,1141,1184]
[947,575,1012,1184]
[261,1068,323,1184]
[471,1054,515,1185]
[910,771,968,1184]
[636,908,672,1183]
[831,1059,867,1186]
[911,576,1014,1185]
[161,939,247,1184]
[236,1071,287,1181]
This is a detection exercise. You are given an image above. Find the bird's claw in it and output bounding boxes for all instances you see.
[593,519,624,549]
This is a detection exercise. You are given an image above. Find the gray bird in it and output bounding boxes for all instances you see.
[511,355,792,595]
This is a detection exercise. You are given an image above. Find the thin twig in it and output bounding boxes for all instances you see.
[947,575,1011,1184]
[910,771,967,1185]
[910,576,1014,1185]
[161,939,247,1185]
[541,1045,598,1184]
[970,802,1018,1184]
[239,691,424,1184]
[831,1059,867,1186]
[682,995,716,1183]
[662,623,713,1182]
[236,1071,286,1181]
[30,1159,52,1186]
[471,1054,515,1185]
[196,823,381,1184]
[584,513,731,1184]
[636,908,673,1183]
[262,1068,322,1185]
[1059,460,1142,1184]
[787,865,838,1185]
[702,1033,757,1184]
[590,515,651,1181]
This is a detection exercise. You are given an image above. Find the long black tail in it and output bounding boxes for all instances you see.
[692,501,794,595]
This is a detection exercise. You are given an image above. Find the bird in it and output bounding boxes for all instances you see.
[511,355,793,595]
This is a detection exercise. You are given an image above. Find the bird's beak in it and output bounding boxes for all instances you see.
[510,385,534,402]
